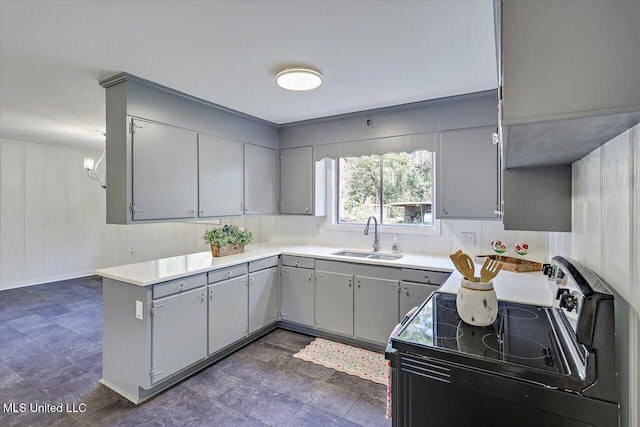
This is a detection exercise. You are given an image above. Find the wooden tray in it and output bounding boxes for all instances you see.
[474,255,542,273]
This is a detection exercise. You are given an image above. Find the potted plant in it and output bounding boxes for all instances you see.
[203,225,253,257]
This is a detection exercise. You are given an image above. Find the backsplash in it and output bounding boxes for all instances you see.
[267,215,551,263]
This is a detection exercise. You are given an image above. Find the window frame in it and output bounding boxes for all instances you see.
[326,156,441,236]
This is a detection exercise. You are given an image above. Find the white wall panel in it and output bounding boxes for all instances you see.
[583,149,603,271]
[602,131,632,300]
[44,148,67,278]
[634,126,639,314]
[0,142,25,285]
[24,144,47,281]
[571,158,586,261]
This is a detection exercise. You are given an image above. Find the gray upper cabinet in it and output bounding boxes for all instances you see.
[101,73,279,225]
[244,144,278,215]
[198,134,244,217]
[354,276,399,345]
[498,1,640,169]
[500,0,640,126]
[502,165,571,232]
[150,286,207,384]
[280,147,327,216]
[436,126,499,220]
[131,118,198,221]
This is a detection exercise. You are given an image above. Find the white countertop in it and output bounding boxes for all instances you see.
[95,242,553,307]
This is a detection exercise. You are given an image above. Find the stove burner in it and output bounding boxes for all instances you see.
[435,322,463,340]
[481,334,548,360]
[437,298,458,312]
[498,306,539,320]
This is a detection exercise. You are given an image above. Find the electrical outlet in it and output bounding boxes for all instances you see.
[135,300,143,320]
[366,115,373,128]
[461,232,476,246]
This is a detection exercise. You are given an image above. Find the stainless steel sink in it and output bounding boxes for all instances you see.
[332,250,403,260]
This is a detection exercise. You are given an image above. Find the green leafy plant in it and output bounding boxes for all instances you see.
[203,225,253,247]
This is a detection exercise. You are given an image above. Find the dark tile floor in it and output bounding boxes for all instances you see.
[0,277,390,426]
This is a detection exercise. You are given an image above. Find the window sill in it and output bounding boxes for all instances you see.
[325,221,441,236]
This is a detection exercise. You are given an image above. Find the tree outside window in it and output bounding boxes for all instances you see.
[337,151,434,227]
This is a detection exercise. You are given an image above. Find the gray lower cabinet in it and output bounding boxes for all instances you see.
[150,286,207,384]
[248,267,280,333]
[354,276,400,344]
[436,126,499,220]
[208,275,248,355]
[281,266,315,326]
[315,270,354,337]
[198,133,244,217]
[399,281,439,318]
[130,118,198,221]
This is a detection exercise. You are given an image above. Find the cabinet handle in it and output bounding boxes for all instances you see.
[226,271,232,276]
[295,261,299,266]
[442,208,448,215]
[348,280,352,288]
[189,209,195,215]
[201,292,206,298]
[357,284,361,289]
[179,283,185,290]
[200,209,205,215]
[305,208,310,213]
[308,274,313,280]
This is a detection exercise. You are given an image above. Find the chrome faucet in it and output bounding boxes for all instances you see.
[364,216,379,252]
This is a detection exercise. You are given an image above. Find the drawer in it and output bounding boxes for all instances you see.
[281,255,315,269]
[401,269,450,285]
[153,274,207,299]
[208,263,248,284]
[249,256,279,272]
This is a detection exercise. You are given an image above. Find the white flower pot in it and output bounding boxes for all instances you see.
[456,278,498,327]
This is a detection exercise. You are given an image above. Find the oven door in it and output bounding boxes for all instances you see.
[395,352,618,427]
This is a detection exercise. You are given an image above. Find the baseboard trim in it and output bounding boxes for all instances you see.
[0,271,98,291]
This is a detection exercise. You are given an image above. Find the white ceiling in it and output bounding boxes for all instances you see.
[0,0,497,151]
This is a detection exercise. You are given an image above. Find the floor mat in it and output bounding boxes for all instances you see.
[293,337,387,385]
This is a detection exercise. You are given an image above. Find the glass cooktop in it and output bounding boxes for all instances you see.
[393,292,566,375]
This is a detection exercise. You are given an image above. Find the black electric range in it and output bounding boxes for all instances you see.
[387,256,619,427]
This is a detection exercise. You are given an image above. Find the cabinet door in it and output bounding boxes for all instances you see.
[436,126,499,220]
[354,276,399,344]
[151,287,207,384]
[280,147,313,214]
[208,276,248,355]
[399,282,438,320]
[244,144,278,215]
[131,118,197,221]
[198,134,243,217]
[315,271,353,337]
[248,267,280,333]
[281,266,314,326]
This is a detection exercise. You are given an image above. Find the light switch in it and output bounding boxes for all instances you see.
[461,232,476,246]
[135,300,143,320]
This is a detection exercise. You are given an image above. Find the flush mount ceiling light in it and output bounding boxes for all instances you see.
[275,67,323,91]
